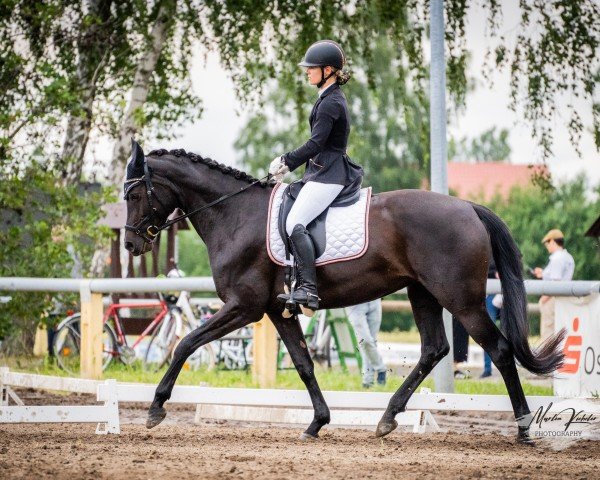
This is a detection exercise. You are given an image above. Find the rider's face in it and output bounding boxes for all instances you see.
[306,66,332,86]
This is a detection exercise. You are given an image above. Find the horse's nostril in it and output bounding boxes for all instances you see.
[124,241,134,252]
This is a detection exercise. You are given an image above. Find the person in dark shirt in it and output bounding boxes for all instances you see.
[481,257,501,378]
[269,40,364,311]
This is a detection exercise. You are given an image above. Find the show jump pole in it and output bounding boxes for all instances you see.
[429,0,455,394]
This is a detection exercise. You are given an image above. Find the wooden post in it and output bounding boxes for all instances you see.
[32,324,48,357]
[252,316,278,388]
[80,282,103,379]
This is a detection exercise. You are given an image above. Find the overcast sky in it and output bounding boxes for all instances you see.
[151,1,599,186]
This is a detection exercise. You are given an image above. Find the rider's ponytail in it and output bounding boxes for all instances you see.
[336,69,351,85]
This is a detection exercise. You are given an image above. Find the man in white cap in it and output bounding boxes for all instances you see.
[534,229,575,342]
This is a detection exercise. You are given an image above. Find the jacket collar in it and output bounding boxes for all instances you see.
[319,82,339,98]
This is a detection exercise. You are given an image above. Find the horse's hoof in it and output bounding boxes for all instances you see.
[300,305,315,317]
[282,308,292,318]
[299,432,318,441]
[146,407,167,429]
[375,419,398,438]
[517,432,536,446]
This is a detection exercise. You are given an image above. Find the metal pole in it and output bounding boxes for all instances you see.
[430,0,454,393]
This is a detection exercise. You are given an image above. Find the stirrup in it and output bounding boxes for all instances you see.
[277,290,320,310]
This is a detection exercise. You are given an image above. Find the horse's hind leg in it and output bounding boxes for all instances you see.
[454,305,533,444]
[147,302,263,429]
[376,283,450,437]
[268,309,330,439]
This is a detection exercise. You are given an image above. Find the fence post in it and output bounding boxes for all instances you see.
[80,281,103,379]
[252,315,277,388]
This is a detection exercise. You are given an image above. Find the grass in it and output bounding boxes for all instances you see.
[2,355,553,396]
[378,329,542,347]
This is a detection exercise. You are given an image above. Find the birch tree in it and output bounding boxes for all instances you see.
[108,0,175,186]
[60,0,113,183]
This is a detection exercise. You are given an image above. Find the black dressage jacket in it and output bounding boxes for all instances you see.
[282,83,363,194]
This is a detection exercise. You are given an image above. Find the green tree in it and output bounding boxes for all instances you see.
[205,0,599,158]
[484,177,600,280]
[0,162,113,350]
[236,36,429,192]
[0,0,203,181]
[449,127,512,163]
[176,230,212,278]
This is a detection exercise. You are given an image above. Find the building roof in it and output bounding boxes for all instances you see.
[447,162,539,201]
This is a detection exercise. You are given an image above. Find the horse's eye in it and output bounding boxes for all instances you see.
[128,193,141,201]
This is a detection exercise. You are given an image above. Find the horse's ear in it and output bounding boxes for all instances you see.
[126,138,146,179]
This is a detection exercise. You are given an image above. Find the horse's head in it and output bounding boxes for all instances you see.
[123,140,179,256]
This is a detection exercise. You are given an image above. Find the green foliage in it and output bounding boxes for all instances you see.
[0,0,204,166]
[449,127,511,163]
[176,230,212,278]
[484,0,599,156]
[0,160,113,345]
[484,177,600,280]
[4,356,553,395]
[236,35,429,192]
[205,0,598,157]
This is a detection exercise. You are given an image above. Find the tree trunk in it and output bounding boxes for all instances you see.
[60,0,113,184]
[109,1,175,187]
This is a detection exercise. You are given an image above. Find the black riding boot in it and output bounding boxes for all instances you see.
[277,224,320,310]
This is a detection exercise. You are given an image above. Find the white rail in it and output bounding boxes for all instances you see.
[1,277,598,380]
[4,369,587,435]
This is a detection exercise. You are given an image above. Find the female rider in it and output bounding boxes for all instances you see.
[269,40,364,311]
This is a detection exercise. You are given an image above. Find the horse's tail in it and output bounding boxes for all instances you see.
[471,203,565,375]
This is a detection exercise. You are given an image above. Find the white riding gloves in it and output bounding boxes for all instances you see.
[269,156,290,182]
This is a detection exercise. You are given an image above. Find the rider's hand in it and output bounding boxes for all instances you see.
[269,156,289,181]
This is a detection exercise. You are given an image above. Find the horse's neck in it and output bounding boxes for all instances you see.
[179,176,270,250]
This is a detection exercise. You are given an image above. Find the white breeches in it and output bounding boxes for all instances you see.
[285,181,344,236]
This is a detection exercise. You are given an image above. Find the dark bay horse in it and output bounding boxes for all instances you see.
[123,143,564,444]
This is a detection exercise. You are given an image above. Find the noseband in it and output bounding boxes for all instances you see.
[124,159,269,244]
[124,159,165,243]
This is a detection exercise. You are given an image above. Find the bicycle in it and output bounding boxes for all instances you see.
[53,293,180,374]
[181,299,251,370]
[174,291,217,372]
[304,310,332,367]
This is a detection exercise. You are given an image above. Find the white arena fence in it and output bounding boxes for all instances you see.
[1,277,599,434]
[1,367,583,435]
[1,276,597,379]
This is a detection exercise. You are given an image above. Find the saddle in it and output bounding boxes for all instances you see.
[277,180,362,258]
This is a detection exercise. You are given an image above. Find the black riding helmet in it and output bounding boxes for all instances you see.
[298,40,346,88]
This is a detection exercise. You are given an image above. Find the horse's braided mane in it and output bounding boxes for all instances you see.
[148,148,269,187]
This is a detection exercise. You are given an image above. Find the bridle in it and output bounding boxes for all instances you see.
[124,159,269,244]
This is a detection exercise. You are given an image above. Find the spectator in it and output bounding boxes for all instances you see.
[453,316,469,379]
[345,299,387,388]
[534,229,575,342]
[481,257,501,378]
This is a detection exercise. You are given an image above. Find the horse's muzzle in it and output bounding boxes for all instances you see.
[125,240,152,256]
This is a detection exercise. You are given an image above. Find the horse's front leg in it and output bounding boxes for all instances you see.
[268,309,331,439]
[147,302,263,429]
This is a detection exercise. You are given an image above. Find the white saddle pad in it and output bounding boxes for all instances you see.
[266,182,372,267]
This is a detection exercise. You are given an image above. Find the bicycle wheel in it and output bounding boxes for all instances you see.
[143,310,180,372]
[183,342,216,371]
[53,314,118,375]
[180,323,216,371]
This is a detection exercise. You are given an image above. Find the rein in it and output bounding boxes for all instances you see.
[124,166,270,243]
